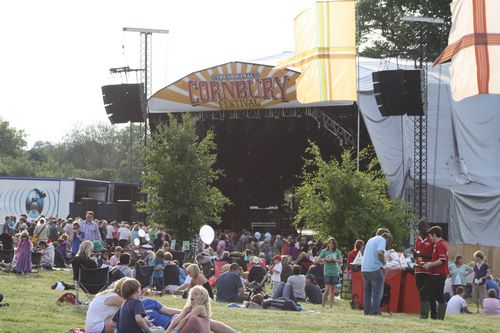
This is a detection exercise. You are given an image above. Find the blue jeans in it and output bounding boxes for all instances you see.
[273,282,297,301]
[362,269,384,315]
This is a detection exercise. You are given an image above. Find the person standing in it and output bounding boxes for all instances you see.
[472,250,491,313]
[421,226,449,320]
[361,231,392,315]
[412,222,436,319]
[319,237,342,307]
[449,255,473,295]
[80,211,102,242]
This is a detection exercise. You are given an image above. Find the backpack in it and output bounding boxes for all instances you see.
[262,298,297,311]
[57,292,76,305]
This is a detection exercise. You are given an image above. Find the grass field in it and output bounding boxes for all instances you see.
[0,270,499,333]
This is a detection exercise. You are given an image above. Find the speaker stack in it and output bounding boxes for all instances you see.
[372,70,424,117]
[102,83,146,124]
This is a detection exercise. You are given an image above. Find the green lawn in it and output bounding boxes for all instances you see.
[0,270,499,333]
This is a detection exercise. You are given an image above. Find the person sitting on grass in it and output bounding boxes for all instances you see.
[86,277,127,333]
[186,264,213,299]
[446,286,472,314]
[109,246,122,267]
[215,263,244,303]
[115,253,134,278]
[247,256,267,285]
[305,274,322,304]
[166,286,210,333]
[273,265,306,302]
[39,240,55,269]
[112,278,157,333]
[0,291,8,307]
[483,288,500,316]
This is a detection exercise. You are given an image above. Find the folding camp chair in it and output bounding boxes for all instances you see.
[0,250,14,264]
[31,252,42,273]
[76,266,110,305]
[134,265,154,289]
[164,264,181,288]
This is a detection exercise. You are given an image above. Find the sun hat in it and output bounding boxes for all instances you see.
[92,241,106,253]
[252,256,261,264]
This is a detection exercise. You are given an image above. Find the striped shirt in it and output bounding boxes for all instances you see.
[80,220,102,242]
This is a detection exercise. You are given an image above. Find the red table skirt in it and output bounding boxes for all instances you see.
[351,270,420,313]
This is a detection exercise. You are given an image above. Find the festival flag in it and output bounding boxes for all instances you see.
[278,0,356,103]
[434,0,500,101]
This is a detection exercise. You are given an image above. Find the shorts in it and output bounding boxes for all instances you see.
[472,283,486,304]
[324,275,339,285]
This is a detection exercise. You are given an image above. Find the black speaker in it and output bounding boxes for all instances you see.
[372,70,424,116]
[69,202,85,219]
[102,83,146,124]
[81,197,98,214]
[96,203,118,221]
[116,200,132,222]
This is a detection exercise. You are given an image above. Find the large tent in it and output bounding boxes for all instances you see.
[149,53,500,245]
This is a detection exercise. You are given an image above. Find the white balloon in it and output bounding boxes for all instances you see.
[133,238,140,246]
[145,234,150,241]
[254,232,261,240]
[264,232,271,241]
[138,229,146,237]
[199,225,215,245]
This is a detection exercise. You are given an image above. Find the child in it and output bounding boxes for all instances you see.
[472,250,491,313]
[71,222,85,257]
[243,249,252,262]
[166,285,210,333]
[110,246,123,267]
[150,250,166,293]
[15,232,32,275]
[112,278,151,333]
[58,234,71,264]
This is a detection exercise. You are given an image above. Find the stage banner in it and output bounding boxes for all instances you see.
[434,0,500,101]
[278,0,357,103]
[148,62,303,113]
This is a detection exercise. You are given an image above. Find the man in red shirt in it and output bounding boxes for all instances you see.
[421,226,449,320]
[412,222,436,319]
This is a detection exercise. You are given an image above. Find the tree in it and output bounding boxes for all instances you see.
[0,118,26,158]
[292,142,411,249]
[358,0,451,61]
[139,114,231,240]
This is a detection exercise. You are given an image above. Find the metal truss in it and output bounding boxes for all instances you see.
[189,107,354,146]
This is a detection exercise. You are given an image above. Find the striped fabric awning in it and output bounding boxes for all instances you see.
[278,0,356,103]
[434,0,500,101]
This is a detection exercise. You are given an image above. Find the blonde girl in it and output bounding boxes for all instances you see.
[85,277,128,333]
[166,286,211,333]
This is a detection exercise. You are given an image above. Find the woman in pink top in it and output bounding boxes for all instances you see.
[483,289,500,316]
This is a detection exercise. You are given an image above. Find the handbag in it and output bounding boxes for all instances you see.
[32,224,47,244]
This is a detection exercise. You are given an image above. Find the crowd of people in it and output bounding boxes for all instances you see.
[1,212,500,332]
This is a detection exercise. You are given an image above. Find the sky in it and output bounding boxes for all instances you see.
[0,0,318,147]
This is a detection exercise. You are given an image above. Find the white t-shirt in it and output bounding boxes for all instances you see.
[271,262,282,282]
[446,295,467,314]
[118,227,131,241]
[85,292,121,333]
[444,278,453,295]
[106,225,114,239]
[287,274,306,300]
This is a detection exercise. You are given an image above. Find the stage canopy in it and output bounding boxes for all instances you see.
[149,53,500,246]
